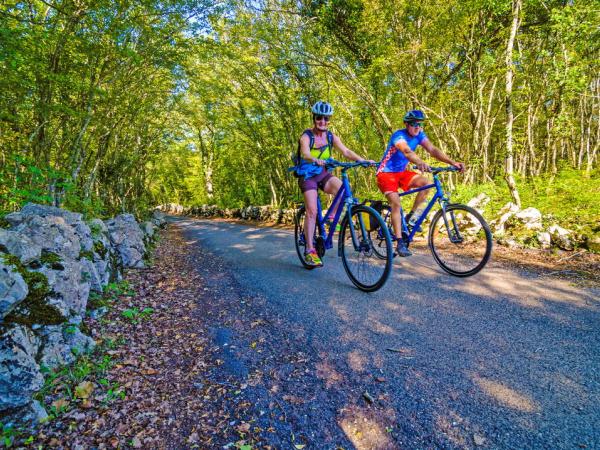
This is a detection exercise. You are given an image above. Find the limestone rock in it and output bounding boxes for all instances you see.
[515,207,543,230]
[37,260,89,320]
[6,214,80,260]
[37,325,95,369]
[105,214,146,268]
[88,219,118,288]
[548,224,573,251]
[0,325,44,421]
[491,202,520,235]
[151,210,167,228]
[537,231,552,249]
[0,229,41,265]
[140,221,156,238]
[467,193,491,213]
[0,261,28,321]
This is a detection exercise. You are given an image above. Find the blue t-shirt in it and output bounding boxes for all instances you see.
[378,129,427,173]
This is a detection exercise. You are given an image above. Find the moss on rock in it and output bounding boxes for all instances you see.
[1,254,63,326]
[79,250,94,262]
[93,241,107,259]
[40,250,64,270]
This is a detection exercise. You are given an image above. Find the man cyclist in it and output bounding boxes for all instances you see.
[296,101,374,268]
[376,109,465,257]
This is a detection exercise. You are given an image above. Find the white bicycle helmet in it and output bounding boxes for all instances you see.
[311,101,334,116]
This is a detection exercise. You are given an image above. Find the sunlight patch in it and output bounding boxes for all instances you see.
[473,375,539,412]
[347,350,368,372]
[338,407,395,449]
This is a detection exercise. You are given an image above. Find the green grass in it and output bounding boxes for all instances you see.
[451,167,600,234]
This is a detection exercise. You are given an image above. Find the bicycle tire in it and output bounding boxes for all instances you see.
[340,205,393,292]
[371,205,393,260]
[294,207,319,269]
[428,204,492,277]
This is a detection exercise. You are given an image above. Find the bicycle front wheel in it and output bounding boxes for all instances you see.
[428,204,492,277]
[340,205,393,292]
[371,205,393,260]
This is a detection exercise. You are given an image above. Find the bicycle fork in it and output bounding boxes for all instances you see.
[438,203,464,244]
[337,203,371,256]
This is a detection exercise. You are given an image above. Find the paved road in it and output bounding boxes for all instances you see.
[174,217,600,449]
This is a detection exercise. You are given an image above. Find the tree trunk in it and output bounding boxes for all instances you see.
[504,0,522,208]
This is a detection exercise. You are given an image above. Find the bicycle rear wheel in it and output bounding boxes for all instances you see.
[428,204,492,277]
[340,205,393,292]
[294,207,313,269]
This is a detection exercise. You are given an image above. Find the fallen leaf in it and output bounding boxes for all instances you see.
[75,381,95,399]
[363,391,375,404]
[375,377,386,382]
[283,394,304,405]
[236,423,251,433]
[131,437,142,448]
[295,445,306,449]
[142,368,159,375]
[473,434,486,446]
[51,398,69,410]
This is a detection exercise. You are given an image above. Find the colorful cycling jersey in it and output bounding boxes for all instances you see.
[297,130,334,179]
[377,129,427,174]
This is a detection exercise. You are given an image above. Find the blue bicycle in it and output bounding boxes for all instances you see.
[372,166,492,277]
[294,159,393,292]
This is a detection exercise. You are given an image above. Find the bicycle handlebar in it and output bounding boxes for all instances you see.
[411,165,460,174]
[324,159,378,170]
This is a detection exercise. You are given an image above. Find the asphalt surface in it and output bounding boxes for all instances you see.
[173,216,600,449]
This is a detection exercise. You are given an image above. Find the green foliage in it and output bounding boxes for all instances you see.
[87,280,134,310]
[35,344,118,424]
[121,307,154,324]
[0,0,598,230]
[0,422,33,449]
[453,167,600,230]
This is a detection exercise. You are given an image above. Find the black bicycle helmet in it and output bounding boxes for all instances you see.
[311,101,334,116]
[403,109,426,122]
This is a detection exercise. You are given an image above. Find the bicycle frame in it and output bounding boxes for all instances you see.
[312,167,367,253]
[387,172,451,243]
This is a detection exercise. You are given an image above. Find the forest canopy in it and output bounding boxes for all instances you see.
[1,0,598,218]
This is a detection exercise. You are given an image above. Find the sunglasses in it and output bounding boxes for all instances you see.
[407,121,423,128]
[314,115,331,122]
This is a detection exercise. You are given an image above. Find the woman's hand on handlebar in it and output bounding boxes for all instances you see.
[314,159,326,166]
[358,159,377,167]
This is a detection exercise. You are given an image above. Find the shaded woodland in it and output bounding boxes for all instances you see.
[1,0,598,216]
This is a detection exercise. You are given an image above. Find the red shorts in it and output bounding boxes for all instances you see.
[376,171,418,194]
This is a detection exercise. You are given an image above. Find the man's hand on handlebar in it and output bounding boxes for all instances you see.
[415,161,431,173]
[452,162,465,172]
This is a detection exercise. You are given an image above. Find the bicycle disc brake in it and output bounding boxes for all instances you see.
[315,236,326,258]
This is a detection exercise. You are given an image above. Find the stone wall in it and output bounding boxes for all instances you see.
[157,203,296,225]
[159,199,599,253]
[0,204,167,427]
